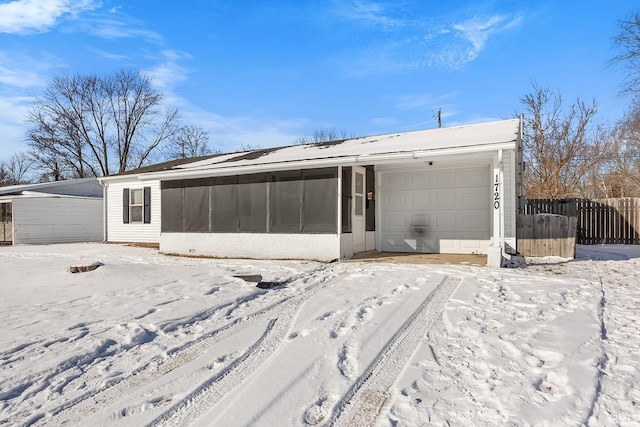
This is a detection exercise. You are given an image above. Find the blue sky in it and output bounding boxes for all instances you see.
[0,0,636,161]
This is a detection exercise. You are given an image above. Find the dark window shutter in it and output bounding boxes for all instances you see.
[143,186,151,224]
[123,188,130,224]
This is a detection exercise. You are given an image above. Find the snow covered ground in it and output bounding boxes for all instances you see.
[0,243,638,426]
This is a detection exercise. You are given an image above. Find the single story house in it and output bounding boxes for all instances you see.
[0,178,103,245]
[99,118,524,266]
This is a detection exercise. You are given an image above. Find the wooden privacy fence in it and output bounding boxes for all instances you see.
[517,214,577,258]
[523,198,640,245]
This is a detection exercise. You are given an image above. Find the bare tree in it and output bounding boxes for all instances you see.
[236,143,262,152]
[26,69,180,178]
[168,125,216,159]
[611,11,640,98]
[295,128,352,145]
[0,153,34,186]
[602,104,640,196]
[519,83,607,199]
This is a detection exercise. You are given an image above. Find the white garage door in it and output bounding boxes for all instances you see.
[379,166,491,254]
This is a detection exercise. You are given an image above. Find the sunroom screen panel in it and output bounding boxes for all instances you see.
[270,170,302,233]
[237,173,267,233]
[212,176,238,232]
[161,180,184,232]
[184,178,210,232]
[302,168,338,233]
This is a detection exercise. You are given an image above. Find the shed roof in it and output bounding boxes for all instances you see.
[103,118,521,181]
[0,177,102,198]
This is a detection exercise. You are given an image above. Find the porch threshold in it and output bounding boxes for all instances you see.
[345,250,487,266]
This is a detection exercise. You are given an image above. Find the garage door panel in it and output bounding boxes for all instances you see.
[384,212,406,230]
[409,192,430,209]
[457,190,488,208]
[459,213,489,229]
[434,214,455,228]
[409,173,429,187]
[385,174,406,189]
[381,234,438,252]
[460,168,488,185]
[434,192,455,208]
[383,192,405,210]
[434,171,454,187]
[379,166,490,254]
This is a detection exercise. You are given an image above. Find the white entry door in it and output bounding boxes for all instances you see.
[352,166,366,253]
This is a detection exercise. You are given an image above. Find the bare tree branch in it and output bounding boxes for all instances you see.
[167,125,216,159]
[519,82,608,198]
[611,11,640,98]
[0,153,34,185]
[25,69,180,178]
[295,128,353,145]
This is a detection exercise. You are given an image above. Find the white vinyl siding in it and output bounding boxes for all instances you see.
[106,180,161,243]
[12,197,103,244]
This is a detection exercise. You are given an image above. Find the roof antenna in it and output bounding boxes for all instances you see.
[434,108,442,128]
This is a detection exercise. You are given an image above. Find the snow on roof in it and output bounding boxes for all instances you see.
[0,177,102,197]
[105,118,521,181]
[0,191,102,201]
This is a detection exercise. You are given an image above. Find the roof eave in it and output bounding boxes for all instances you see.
[135,140,516,181]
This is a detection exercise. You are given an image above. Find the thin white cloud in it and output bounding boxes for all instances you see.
[0,51,59,88]
[334,6,524,75]
[80,17,163,42]
[144,50,193,90]
[395,92,459,111]
[333,1,404,31]
[0,65,45,88]
[88,48,130,62]
[182,108,308,153]
[450,14,523,64]
[370,116,398,127]
[365,93,460,131]
[140,51,309,152]
[0,94,34,159]
[0,0,97,34]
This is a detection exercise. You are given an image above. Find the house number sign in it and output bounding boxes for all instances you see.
[493,173,500,209]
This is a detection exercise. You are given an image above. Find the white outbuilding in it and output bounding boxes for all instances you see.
[0,178,103,245]
[99,118,524,266]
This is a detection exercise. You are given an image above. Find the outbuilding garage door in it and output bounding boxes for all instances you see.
[379,166,490,254]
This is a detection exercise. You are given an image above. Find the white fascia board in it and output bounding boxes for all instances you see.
[411,141,516,158]
[123,140,516,182]
[142,156,360,181]
[99,174,160,184]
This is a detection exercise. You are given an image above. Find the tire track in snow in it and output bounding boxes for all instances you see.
[584,261,610,426]
[146,269,352,427]
[326,276,461,427]
[31,265,345,427]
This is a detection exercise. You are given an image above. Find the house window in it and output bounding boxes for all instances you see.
[130,189,143,222]
[123,187,151,224]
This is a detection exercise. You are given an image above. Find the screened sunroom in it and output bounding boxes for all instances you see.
[157,166,374,261]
